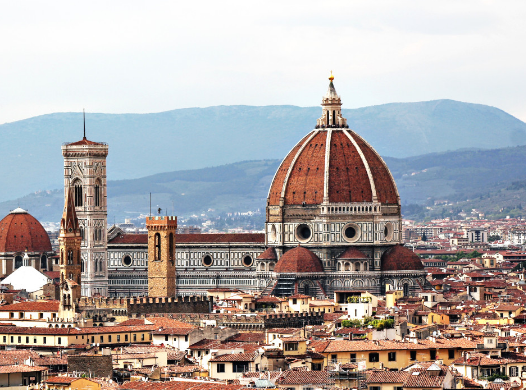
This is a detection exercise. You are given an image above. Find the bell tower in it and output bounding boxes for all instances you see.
[146,215,177,297]
[58,187,82,319]
[62,113,108,297]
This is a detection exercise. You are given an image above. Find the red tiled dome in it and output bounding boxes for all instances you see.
[0,208,52,253]
[274,246,324,273]
[268,129,398,206]
[381,245,424,272]
[257,247,277,260]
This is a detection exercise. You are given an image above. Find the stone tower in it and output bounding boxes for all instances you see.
[62,123,109,297]
[58,187,82,318]
[146,215,177,297]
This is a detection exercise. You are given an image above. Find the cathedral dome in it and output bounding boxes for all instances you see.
[267,75,398,207]
[380,245,424,272]
[0,208,52,253]
[274,246,324,273]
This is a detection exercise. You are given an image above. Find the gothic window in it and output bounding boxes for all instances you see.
[81,260,85,273]
[403,283,409,297]
[333,110,336,125]
[40,255,47,269]
[61,250,64,265]
[94,180,101,207]
[95,260,98,273]
[154,233,161,260]
[14,255,23,269]
[73,181,83,207]
[169,233,174,264]
[67,250,73,265]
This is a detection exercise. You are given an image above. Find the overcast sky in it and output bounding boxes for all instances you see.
[1,0,525,124]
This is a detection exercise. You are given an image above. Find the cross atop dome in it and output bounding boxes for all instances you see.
[316,72,348,128]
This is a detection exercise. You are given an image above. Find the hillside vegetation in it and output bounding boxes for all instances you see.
[2,145,526,224]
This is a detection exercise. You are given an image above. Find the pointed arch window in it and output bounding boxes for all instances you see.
[67,250,73,265]
[81,259,85,273]
[73,181,83,207]
[94,179,102,207]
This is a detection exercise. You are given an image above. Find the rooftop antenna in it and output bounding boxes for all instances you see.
[83,109,86,139]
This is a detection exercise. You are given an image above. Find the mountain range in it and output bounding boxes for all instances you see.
[1,99,525,205]
[2,144,526,223]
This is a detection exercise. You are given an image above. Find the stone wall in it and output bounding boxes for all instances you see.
[150,311,325,329]
[68,354,113,378]
[127,296,211,316]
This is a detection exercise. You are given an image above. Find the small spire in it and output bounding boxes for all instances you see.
[329,70,334,82]
[83,109,86,140]
[61,187,80,235]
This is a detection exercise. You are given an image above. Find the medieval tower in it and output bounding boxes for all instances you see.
[146,215,177,297]
[62,121,109,297]
[58,187,82,319]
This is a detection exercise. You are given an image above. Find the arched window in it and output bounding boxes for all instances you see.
[94,180,101,207]
[403,283,409,297]
[14,255,23,269]
[40,255,47,269]
[333,110,336,125]
[169,233,174,264]
[154,233,161,260]
[67,250,73,265]
[60,250,64,265]
[95,260,98,273]
[81,260,85,273]
[73,181,83,207]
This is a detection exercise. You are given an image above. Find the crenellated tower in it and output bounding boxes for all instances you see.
[62,115,108,297]
[146,215,177,297]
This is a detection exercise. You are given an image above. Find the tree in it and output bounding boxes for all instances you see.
[488,234,501,242]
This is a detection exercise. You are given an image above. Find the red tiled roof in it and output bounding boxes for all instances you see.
[276,370,333,385]
[257,247,277,260]
[337,247,368,259]
[268,129,398,206]
[65,138,105,146]
[0,300,59,312]
[209,353,255,362]
[0,210,52,253]
[0,365,47,374]
[381,245,424,272]
[274,246,323,273]
[121,381,246,390]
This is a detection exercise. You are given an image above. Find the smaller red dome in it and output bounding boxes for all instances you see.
[274,246,323,273]
[257,247,277,260]
[381,245,424,272]
[0,208,52,253]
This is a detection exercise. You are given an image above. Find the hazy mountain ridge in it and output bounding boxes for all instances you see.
[1,100,525,204]
[2,145,526,223]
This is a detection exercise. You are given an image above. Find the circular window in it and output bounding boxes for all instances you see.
[384,222,394,242]
[202,255,213,267]
[242,255,253,267]
[342,223,361,243]
[122,255,132,267]
[296,224,312,242]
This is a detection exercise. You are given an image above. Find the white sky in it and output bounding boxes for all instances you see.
[1,0,525,124]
